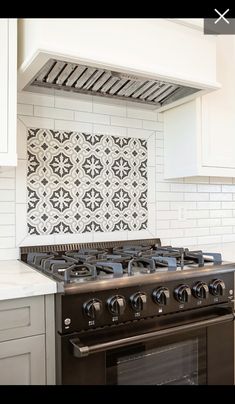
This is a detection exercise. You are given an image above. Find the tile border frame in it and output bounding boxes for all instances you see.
[16,117,156,247]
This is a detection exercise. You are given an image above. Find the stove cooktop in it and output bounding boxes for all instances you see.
[26,242,227,285]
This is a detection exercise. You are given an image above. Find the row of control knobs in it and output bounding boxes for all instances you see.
[83,279,225,319]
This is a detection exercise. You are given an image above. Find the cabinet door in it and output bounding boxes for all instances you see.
[0,334,46,384]
[0,19,17,166]
[201,36,235,171]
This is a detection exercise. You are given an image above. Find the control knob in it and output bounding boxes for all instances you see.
[83,299,102,319]
[209,279,225,296]
[107,295,126,316]
[130,292,147,312]
[152,287,170,306]
[193,281,209,299]
[174,284,191,303]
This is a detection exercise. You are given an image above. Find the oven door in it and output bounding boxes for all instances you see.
[58,305,234,385]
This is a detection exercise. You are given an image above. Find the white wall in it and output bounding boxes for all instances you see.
[1,90,235,260]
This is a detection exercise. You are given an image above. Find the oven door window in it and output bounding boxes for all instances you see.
[106,330,206,385]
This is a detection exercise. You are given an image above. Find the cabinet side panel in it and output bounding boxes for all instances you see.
[164,100,199,179]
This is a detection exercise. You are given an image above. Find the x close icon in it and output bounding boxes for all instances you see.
[214,8,230,24]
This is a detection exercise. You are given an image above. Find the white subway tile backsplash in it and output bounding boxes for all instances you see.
[170,201,197,210]
[222,234,235,242]
[156,139,164,149]
[210,210,232,218]
[197,184,221,193]
[34,106,74,120]
[210,226,233,235]
[197,218,221,227]
[16,160,27,204]
[222,201,235,209]
[156,202,170,211]
[0,202,15,213]
[0,191,15,202]
[54,120,92,132]
[210,193,232,201]
[143,120,164,131]
[157,113,164,122]
[0,178,15,189]
[127,107,157,121]
[19,115,54,130]
[156,228,184,238]
[0,214,15,225]
[184,227,210,237]
[17,103,34,116]
[170,183,197,193]
[222,217,235,226]
[156,192,184,201]
[93,124,127,136]
[170,237,197,246]
[0,237,15,248]
[55,91,92,112]
[0,225,15,237]
[74,111,110,125]
[157,211,178,220]
[197,235,222,244]
[17,91,54,107]
[93,97,126,116]
[186,210,209,219]
[156,131,164,139]
[197,201,221,210]
[222,185,235,192]
[127,128,154,139]
[156,183,171,192]
[185,193,209,201]
[111,116,142,128]
[170,219,197,229]
[0,167,15,178]
[156,220,171,229]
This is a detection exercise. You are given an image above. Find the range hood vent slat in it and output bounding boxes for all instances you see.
[91,71,112,91]
[75,68,96,88]
[100,76,120,93]
[131,81,156,99]
[65,65,87,87]
[56,63,77,85]
[30,58,201,108]
[36,59,56,82]
[82,69,105,90]
[46,61,67,83]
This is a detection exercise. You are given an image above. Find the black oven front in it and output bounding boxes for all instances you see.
[56,303,234,385]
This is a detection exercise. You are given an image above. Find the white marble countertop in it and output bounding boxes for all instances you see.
[0,260,57,301]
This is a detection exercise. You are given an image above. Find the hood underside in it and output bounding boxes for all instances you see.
[25,58,201,109]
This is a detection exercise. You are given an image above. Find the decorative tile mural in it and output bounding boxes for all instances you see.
[27,129,148,235]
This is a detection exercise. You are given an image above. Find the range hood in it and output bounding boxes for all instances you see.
[21,57,202,110]
[18,19,220,111]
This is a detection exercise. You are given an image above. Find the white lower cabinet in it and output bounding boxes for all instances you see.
[0,295,55,385]
[0,335,45,385]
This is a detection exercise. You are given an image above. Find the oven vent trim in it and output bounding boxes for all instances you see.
[27,58,200,108]
[20,238,161,254]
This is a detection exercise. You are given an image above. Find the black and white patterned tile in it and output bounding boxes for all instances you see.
[27,129,148,235]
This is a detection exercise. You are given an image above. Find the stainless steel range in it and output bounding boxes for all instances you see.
[21,238,235,385]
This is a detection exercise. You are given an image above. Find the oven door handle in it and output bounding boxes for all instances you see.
[70,312,234,358]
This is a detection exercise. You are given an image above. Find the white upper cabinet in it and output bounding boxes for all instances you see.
[0,19,17,166]
[164,36,235,179]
